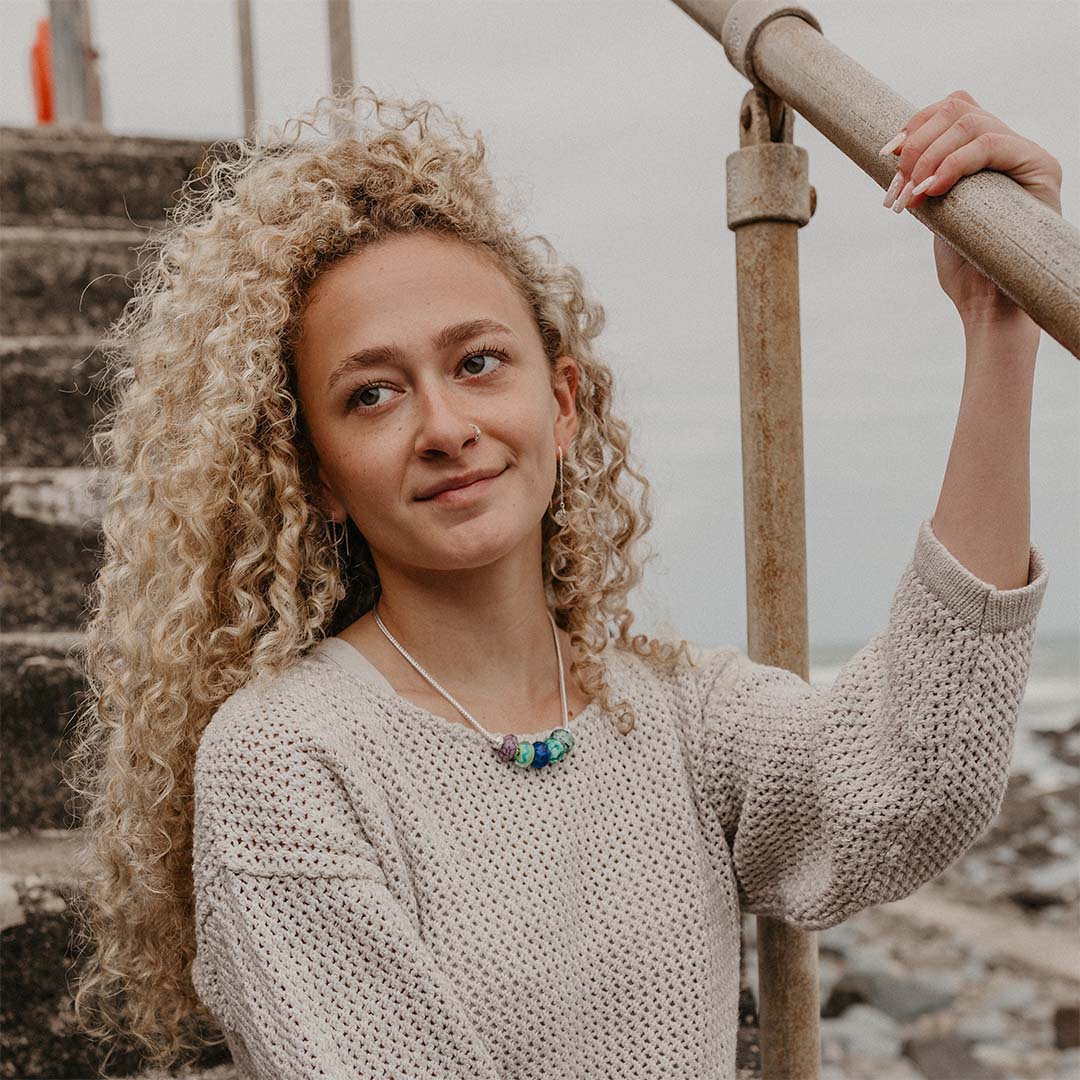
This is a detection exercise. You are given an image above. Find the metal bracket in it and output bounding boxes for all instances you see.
[726,88,816,230]
[721,0,823,92]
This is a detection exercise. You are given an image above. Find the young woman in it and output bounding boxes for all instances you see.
[67,86,1058,1078]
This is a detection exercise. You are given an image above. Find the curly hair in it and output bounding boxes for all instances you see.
[61,85,697,1073]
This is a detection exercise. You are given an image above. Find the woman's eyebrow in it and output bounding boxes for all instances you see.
[326,317,514,393]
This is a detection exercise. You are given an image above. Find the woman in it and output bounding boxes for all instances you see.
[66,86,1057,1078]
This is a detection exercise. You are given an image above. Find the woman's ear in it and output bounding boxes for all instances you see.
[552,355,580,445]
[315,461,349,524]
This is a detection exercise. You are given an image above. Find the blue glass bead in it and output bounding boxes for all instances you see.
[551,727,575,753]
[513,740,535,767]
[531,740,551,768]
[545,736,565,762]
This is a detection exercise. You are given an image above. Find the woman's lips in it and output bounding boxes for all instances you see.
[424,467,506,505]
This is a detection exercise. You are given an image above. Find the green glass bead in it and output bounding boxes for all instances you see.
[551,727,575,753]
[513,740,535,767]
[545,736,565,762]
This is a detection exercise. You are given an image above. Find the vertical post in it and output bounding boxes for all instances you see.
[47,0,103,128]
[236,0,258,139]
[327,0,355,92]
[327,0,354,140]
[726,86,821,1078]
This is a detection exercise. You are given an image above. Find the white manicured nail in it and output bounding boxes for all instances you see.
[892,178,915,213]
[879,130,907,156]
[883,170,904,207]
[910,174,937,197]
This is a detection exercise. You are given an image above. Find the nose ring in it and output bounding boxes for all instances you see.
[468,423,482,443]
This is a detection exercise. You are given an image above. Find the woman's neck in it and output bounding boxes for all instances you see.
[340,561,582,714]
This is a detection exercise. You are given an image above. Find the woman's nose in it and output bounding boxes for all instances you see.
[412,384,478,457]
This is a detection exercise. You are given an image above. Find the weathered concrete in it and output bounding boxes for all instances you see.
[1,336,110,468]
[1,125,212,229]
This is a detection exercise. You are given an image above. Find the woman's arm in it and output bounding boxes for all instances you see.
[692,516,1048,931]
[192,697,504,1080]
[881,89,1062,589]
[930,316,1040,591]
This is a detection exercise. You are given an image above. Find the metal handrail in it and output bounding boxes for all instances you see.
[671,0,1080,358]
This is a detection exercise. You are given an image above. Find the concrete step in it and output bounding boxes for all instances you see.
[0,470,104,634]
[1,632,87,830]
[1,225,147,338]
[2,829,236,1076]
[1,125,213,230]
[1,336,107,468]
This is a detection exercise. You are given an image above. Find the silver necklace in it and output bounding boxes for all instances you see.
[372,604,577,769]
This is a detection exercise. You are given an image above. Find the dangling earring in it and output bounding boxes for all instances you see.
[554,445,569,526]
[330,518,351,560]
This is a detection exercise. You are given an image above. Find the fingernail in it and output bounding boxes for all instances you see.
[883,170,904,207]
[892,178,915,213]
[910,173,937,197]
[879,130,907,156]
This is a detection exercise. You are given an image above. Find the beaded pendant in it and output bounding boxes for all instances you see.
[494,727,575,768]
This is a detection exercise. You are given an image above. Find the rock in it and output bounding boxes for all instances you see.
[985,976,1039,1014]
[1007,887,1064,913]
[1056,1047,1080,1079]
[970,1040,1035,1071]
[1026,859,1080,895]
[0,876,24,932]
[903,1034,1007,1079]
[1055,1004,1080,1050]
[955,1012,1009,1043]
[819,1003,900,1062]
[822,968,955,1022]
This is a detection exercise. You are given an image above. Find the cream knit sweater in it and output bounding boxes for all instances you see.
[191,518,1048,1079]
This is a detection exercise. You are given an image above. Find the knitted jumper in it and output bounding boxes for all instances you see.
[191,518,1048,1079]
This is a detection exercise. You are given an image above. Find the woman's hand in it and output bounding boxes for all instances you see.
[880,89,1063,329]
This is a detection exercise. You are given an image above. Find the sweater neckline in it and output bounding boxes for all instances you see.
[311,635,606,744]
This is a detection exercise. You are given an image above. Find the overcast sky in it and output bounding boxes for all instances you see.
[3,0,1078,654]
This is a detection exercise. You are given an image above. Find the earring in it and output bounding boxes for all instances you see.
[330,519,351,560]
[554,445,569,526]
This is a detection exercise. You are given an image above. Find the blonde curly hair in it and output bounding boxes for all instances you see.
[62,85,696,1073]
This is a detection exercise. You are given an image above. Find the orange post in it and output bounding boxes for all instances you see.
[31,19,55,124]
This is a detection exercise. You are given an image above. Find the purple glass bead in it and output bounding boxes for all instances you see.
[496,734,518,762]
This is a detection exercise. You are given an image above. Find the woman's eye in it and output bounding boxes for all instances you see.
[350,384,392,410]
[461,351,503,377]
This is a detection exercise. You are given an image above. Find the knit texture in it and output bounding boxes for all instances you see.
[191,518,1048,1079]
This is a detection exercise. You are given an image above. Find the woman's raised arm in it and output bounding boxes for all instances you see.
[691,517,1047,931]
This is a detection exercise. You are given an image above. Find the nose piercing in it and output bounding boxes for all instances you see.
[468,423,481,443]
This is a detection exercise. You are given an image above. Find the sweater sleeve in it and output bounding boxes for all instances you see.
[191,695,503,1080]
[694,517,1048,931]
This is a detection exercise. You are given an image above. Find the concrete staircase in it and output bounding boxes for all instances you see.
[1,124,236,1079]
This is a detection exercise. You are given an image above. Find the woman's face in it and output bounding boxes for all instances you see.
[293,230,579,576]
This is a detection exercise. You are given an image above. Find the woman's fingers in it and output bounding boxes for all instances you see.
[882,90,1034,212]
[902,114,1018,210]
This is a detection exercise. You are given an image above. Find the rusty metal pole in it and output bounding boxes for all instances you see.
[327,0,355,142]
[727,87,821,1078]
[236,0,258,139]
[47,0,103,128]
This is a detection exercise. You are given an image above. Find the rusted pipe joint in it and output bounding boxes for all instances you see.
[726,143,813,228]
[722,0,823,91]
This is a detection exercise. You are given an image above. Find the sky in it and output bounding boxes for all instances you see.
[2,0,1078,657]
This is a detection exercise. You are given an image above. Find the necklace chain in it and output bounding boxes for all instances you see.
[372,604,569,750]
